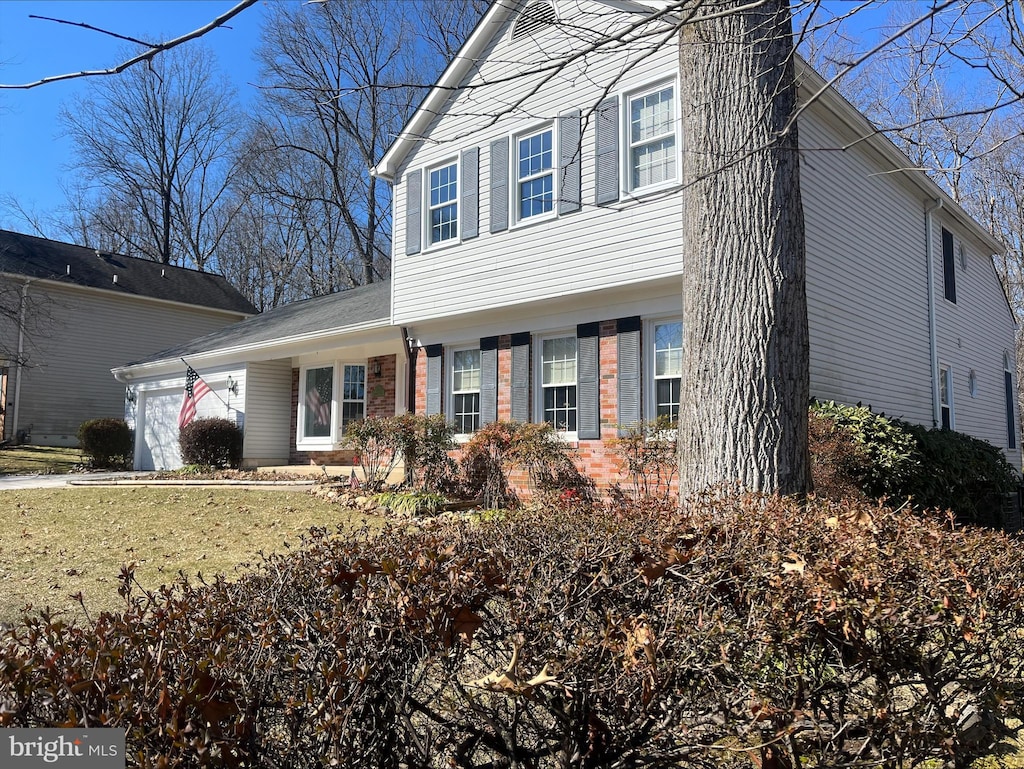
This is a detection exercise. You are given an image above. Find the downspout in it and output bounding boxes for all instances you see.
[401,326,414,415]
[925,198,943,428]
[10,278,34,442]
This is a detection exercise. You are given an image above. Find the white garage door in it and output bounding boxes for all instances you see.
[138,389,184,471]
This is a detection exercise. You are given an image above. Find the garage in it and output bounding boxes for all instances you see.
[137,389,186,471]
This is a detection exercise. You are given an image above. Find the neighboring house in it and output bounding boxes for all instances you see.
[113,0,1019,479]
[0,230,257,447]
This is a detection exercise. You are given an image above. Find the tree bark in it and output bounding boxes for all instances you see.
[678,0,810,497]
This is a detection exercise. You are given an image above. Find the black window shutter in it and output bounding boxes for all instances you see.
[405,169,422,255]
[616,316,642,435]
[510,332,530,422]
[425,344,443,416]
[480,336,498,425]
[1006,370,1017,449]
[595,97,619,204]
[558,108,582,215]
[942,227,957,303]
[577,322,600,440]
[490,137,509,233]
[461,147,479,240]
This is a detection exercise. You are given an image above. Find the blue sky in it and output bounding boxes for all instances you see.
[0,0,268,230]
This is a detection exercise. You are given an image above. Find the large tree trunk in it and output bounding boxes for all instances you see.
[678,0,809,497]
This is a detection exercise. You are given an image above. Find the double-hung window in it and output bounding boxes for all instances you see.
[451,348,482,435]
[629,83,677,191]
[340,364,366,434]
[540,335,577,433]
[517,127,554,221]
[428,162,458,245]
[652,320,683,422]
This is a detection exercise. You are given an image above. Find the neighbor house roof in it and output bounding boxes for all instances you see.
[116,279,393,369]
[0,229,258,315]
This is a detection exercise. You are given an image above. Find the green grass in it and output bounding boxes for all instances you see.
[0,487,383,624]
[0,445,86,475]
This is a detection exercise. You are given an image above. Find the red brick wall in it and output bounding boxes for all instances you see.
[289,355,399,466]
[411,321,656,494]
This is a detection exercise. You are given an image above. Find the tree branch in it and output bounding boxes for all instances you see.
[0,0,260,90]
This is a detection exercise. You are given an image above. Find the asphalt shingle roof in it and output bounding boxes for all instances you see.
[0,229,258,315]
[120,279,393,367]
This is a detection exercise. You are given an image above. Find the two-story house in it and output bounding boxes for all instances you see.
[114,0,1018,479]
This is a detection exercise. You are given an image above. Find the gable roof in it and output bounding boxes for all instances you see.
[116,279,393,369]
[0,229,258,315]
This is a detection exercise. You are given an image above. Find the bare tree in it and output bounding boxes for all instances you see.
[60,44,240,268]
[252,0,420,290]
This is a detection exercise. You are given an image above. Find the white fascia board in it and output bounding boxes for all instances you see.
[796,60,1003,256]
[372,0,518,182]
[0,271,253,320]
[113,320,402,382]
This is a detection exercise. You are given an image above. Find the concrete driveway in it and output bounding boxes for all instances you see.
[0,472,142,490]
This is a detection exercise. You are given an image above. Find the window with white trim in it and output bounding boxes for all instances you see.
[451,348,481,435]
[628,83,677,191]
[299,365,335,446]
[939,364,954,430]
[517,127,554,221]
[340,364,366,435]
[651,320,682,421]
[428,161,458,245]
[539,335,577,433]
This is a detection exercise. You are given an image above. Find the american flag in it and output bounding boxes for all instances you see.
[178,366,212,429]
[305,380,332,426]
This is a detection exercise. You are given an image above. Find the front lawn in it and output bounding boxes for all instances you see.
[0,444,85,475]
[0,487,382,623]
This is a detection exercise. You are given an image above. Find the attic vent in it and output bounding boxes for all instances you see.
[511,1,557,41]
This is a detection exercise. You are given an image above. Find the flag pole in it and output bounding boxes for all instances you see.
[180,357,231,408]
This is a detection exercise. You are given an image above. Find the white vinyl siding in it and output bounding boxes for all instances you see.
[242,360,292,465]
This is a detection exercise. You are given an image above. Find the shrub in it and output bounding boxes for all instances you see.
[609,416,678,502]
[460,420,590,508]
[344,414,456,492]
[2,494,1023,767]
[178,417,242,469]
[77,418,132,469]
[811,401,1019,525]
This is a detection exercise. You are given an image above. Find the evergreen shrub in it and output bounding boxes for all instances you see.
[178,417,242,469]
[76,417,133,469]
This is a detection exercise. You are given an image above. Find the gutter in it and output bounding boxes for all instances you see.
[925,198,943,428]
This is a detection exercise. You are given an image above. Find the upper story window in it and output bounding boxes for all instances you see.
[539,335,577,435]
[941,227,957,304]
[651,320,683,422]
[428,162,458,245]
[517,127,555,221]
[451,348,482,435]
[629,83,677,191]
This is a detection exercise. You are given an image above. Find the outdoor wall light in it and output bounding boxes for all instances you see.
[227,376,239,395]
[372,361,382,378]
[125,386,136,404]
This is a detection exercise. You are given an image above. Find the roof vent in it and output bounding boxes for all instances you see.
[161,268,166,278]
[66,265,71,275]
[112,274,118,284]
[511,1,557,41]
